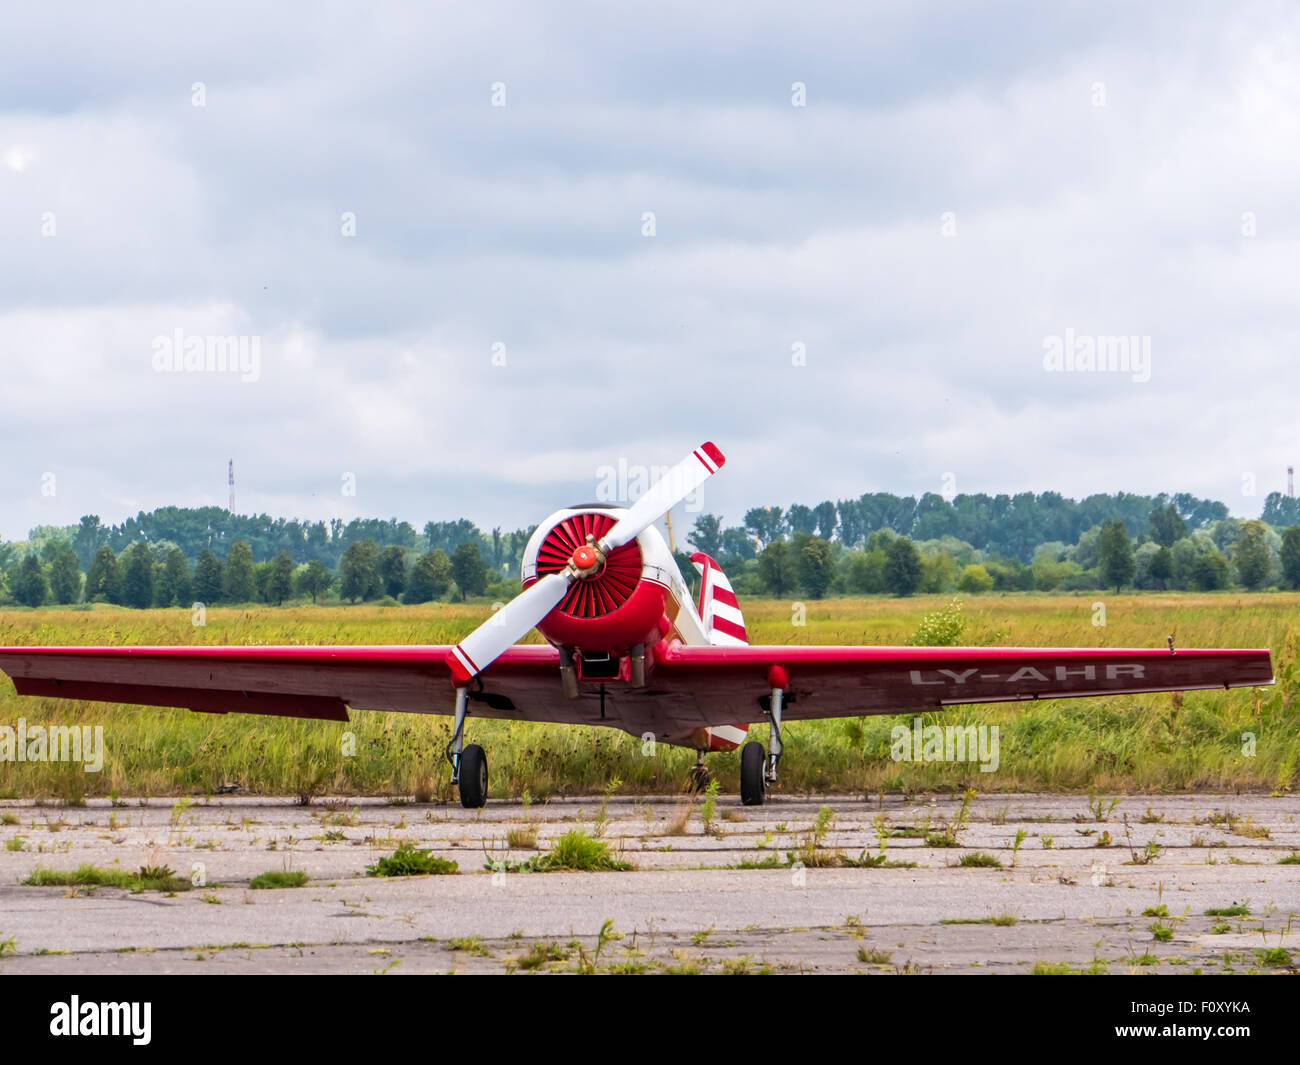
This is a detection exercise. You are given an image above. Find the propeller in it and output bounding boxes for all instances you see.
[445,441,725,686]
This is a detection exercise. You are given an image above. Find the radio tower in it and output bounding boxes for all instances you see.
[228,459,236,513]
[1289,466,1294,499]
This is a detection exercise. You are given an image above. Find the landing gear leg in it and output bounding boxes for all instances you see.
[686,751,712,794]
[446,688,488,809]
[766,685,784,785]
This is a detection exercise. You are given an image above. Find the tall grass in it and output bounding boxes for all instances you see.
[0,594,1295,797]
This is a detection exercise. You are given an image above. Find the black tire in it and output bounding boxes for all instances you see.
[458,744,488,808]
[740,741,766,806]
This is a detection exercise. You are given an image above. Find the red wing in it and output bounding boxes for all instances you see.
[0,642,1275,741]
[650,644,1274,725]
[0,645,575,724]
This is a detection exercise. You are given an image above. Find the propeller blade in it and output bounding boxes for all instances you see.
[602,442,725,550]
[446,572,571,685]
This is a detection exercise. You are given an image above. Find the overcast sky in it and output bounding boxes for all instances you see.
[2,1,1298,544]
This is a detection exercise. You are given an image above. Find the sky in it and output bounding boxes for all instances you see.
[2,0,1298,544]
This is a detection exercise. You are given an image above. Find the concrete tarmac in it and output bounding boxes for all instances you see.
[1,792,1297,974]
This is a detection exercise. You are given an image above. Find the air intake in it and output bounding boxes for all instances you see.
[535,511,642,619]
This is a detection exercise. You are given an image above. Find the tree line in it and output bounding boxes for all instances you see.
[2,488,1300,607]
[0,536,510,609]
[701,508,1300,599]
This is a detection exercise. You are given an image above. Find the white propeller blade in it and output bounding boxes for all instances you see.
[446,572,570,685]
[602,441,726,549]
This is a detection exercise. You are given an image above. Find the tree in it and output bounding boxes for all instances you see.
[47,541,82,604]
[847,548,887,593]
[193,549,223,604]
[957,563,994,593]
[1281,526,1300,590]
[406,549,452,603]
[1147,546,1173,590]
[1191,549,1229,590]
[13,554,49,607]
[797,537,835,599]
[296,559,334,603]
[743,506,785,550]
[340,540,382,602]
[267,551,294,605]
[786,504,816,536]
[223,540,257,602]
[1147,504,1187,548]
[757,541,795,596]
[1233,520,1270,589]
[85,546,122,603]
[380,545,408,600]
[121,542,154,609]
[158,548,192,607]
[883,537,923,596]
[689,514,724,558]
[1097,519,1135,592]
[74,515,105,570]
[451,542,488,599]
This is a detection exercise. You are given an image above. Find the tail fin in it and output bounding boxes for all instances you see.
[690,552,748,647]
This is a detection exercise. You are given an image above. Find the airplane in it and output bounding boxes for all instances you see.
[0,441,1276,808]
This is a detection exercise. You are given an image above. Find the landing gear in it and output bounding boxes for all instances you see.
[446,688,489,809]
[766,683,785,785]
[740,741,766,806]
[458,744,488,809]
[686,752,712,794]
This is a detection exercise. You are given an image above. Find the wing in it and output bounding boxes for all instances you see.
[0,645,577,725]
[645,643,1275,726]
[0,642,1274,742]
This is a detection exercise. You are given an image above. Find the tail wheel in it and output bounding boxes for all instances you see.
[458,744,488,808]
[740,741,766,806]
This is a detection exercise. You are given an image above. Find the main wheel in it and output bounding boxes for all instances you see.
[458,744,488,808]
[740,741,766,806]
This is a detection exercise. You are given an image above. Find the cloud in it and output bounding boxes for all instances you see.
[2,1,1299,542]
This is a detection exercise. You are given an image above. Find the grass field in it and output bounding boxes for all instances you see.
[0,593,1297,801]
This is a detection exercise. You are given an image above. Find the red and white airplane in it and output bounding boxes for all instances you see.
[0,442,1275,807]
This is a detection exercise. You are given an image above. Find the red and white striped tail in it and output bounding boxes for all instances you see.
[691,552,748,647]
[690,552,750,751]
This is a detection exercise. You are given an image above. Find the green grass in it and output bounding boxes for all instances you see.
[489,829,632,873]
[957,852,1003,869]
[941,913,1018,926]
[1030,961,1076,975]
[1204,904,1250,917]
[1252,947,1292,967]
[0,594,1298,797]
[365,842,458,877]
[248,870,309,889]
[22,863,190,892]
[541,829,632,872]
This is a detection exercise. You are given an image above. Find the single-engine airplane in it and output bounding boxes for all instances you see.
[0,442,1275,807]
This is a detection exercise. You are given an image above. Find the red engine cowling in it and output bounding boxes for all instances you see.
[524,509,669,655]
